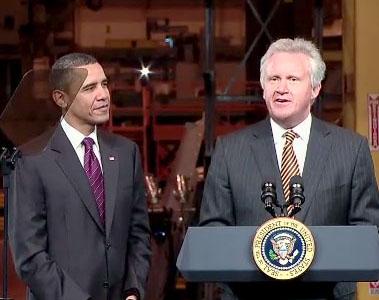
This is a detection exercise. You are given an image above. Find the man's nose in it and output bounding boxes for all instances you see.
[96,85,109,99]
[276,79,289,94]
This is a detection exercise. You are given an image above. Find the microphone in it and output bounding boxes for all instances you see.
[261,181,277,218]
[288,175,305,217]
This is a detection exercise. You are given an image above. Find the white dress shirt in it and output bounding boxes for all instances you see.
[60,118,103,171]
[271,114,312,175]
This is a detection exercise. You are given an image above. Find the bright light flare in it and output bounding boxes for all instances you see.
[138,63,153,80]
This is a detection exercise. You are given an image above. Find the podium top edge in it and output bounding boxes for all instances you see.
[188,225,379,230]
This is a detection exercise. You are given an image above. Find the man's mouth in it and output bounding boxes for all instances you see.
[94,104,109,110]
[275,98,290,103]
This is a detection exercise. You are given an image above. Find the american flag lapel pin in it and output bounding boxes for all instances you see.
[109,156,115,161]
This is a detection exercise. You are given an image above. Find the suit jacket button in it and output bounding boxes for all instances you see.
[105,241,111,249]
[103,281,109,288]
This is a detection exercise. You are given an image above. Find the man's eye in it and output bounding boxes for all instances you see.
[84,85,95,91]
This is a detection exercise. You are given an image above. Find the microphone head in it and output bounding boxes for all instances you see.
[261,180,277,205]
[289,175,305,209]
[289,175,303,187]
[261,180,277,217]
[262,181,276,190]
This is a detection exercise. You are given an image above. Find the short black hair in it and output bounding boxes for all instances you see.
[50,53,98,92]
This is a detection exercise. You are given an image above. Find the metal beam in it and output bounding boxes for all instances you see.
[313,0,324,50]
[313,0,324,116]
[223,0,281,95]
[203,0,216,169]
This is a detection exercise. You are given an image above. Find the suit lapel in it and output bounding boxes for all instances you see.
[249,119,285,206]
[98,130,119,238]
[296,117,332,222]
[50,125,105,232]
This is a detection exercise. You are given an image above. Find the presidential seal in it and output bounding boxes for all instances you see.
[252,217,315,280]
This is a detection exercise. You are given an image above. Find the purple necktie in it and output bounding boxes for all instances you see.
[82,137,105,224]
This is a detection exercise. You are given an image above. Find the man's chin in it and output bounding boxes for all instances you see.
[272,115,296,129]
[92,116,109,125]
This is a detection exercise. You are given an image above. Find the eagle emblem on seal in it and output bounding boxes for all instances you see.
[269,232,299,265]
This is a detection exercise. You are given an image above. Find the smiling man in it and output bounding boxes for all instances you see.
[199,38,379,299]
[9,53,151,300]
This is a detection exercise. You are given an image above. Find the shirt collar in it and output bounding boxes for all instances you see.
[271,114,312,144]
[60,118,99,150]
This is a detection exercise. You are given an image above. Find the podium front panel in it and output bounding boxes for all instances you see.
[176,226,379,282]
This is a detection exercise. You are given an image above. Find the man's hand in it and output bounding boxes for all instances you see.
[126,296,137,300]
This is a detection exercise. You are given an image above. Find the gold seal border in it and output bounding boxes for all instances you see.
[252,217,315,280]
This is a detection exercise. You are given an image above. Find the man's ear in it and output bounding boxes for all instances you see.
[311,84,322,105]
[52,90,67,108]
[312,84,321,99]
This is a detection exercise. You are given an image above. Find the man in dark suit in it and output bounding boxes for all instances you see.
[9,53,151,300]
[199,38,379,299]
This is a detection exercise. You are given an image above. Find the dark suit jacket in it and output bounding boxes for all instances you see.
[200,117,379,300]
[9,125,151,300]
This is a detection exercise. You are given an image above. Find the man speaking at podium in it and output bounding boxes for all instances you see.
[199,38,379,299]
[8,53,151,300]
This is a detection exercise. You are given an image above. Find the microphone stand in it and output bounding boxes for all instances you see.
[1,147,18,300]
